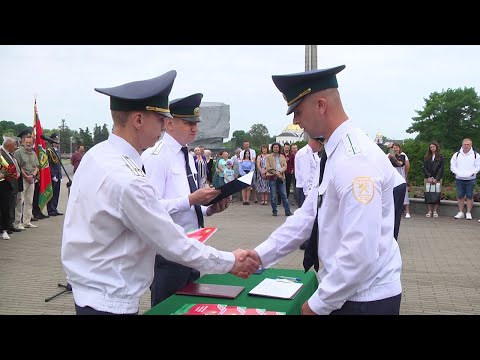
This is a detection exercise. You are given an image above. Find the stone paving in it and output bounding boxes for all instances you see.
[1,169,479,315]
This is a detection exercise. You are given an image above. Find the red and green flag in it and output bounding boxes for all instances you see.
[33,100,53,210]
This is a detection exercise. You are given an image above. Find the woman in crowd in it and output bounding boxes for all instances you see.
[388,142,411,218]
[239,150,255,205]
[255,144,270,205]
[423,141,445,217]
[194,147,208,189]
[204,149,214,187]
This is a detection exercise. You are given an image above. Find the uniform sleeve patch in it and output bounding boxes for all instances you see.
[352,176,374,205]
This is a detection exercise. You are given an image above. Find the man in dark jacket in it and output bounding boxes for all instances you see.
[46,133,63,216]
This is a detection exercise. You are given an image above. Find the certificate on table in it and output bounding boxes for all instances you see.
[248,278,304,300]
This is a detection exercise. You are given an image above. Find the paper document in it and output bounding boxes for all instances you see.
[207,172,254,205]
[248,278,304,300]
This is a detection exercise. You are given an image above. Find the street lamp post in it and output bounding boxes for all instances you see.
[70,137,73,158]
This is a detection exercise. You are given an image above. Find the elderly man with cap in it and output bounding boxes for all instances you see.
[46,133,63,216]
[142,93,231,307]
[61,73,259,315]
[244,65,403,315]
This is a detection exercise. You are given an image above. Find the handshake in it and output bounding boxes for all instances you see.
[230,249,262,279]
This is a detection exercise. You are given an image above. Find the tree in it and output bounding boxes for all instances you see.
[248,123,270,149]
[79,127,93,150]
[0,121,31,139]
[100,124,110,142]
[92,123,110,145]
[230,130,249,149]
[406,87,480,151]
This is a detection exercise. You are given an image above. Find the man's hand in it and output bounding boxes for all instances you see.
[206,197,230,216]
[188,188,220,206]
[230,249,260,278]
[232,249,262,279]
[301,301,317,315]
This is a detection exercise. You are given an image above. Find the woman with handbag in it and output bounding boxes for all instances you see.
[423,141,445,218]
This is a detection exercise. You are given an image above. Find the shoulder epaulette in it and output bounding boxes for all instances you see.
[122,155,145,177]
[151,141,165,155]
[342,133,361,157]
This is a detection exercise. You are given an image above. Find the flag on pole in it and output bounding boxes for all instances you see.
[33,100,53,210]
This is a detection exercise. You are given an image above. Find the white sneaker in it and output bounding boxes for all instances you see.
[454,212,464,219]
[405,213,411,219]
[24,222,38,228]
[466,212,472,220]
[15,224,25,230]
[2,231,10,240]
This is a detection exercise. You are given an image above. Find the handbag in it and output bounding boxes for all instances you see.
[424,183,441,204]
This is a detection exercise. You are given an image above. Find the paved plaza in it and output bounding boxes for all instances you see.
[1,167,479,315]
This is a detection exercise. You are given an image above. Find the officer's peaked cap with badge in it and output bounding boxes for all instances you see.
[50,132,59,139]
[169,93,203,123]
[272,65,346,115]
[94,70,177,118]
[17,128,32,139]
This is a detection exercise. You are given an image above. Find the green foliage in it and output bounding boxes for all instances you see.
[230,130,249,149]
[406,87,480,150]
[78,127,94,150]
[93,123,109,145]
[0,120,31,139]
[248,123,270,148]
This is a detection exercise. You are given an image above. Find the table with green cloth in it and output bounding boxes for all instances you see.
[144,268,318,315]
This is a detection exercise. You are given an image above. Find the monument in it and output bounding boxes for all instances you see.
[303,45,317,142]
[189,102,230,151]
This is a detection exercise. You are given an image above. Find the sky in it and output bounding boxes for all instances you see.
[1,45,479,141]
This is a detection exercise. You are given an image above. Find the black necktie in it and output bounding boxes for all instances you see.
[181,147,204,228]
[303,150,327,273]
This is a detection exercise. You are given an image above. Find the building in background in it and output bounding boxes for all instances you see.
[276,124,304,145]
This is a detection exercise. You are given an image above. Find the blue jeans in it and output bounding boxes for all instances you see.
[455,179,476,199]
[269,179,290,214]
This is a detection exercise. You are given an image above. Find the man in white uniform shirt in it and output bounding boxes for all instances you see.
[294,137,323,250]
[142,93,229,307]
[61,71,258,315]
[245,65,403,315]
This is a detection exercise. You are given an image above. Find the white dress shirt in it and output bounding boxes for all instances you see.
[295,144,321,195]
[61,133,234,314]
[142,132,206,233]
[255,120,402,315]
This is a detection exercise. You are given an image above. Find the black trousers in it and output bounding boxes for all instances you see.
[32,181,42,217]
[393,183,407,240]
[0,181,12,231]
[330,293,402,315]
[75,303,137,315]
[150,254,200,307]
[47,178,61,214]
[285,172,294,199]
